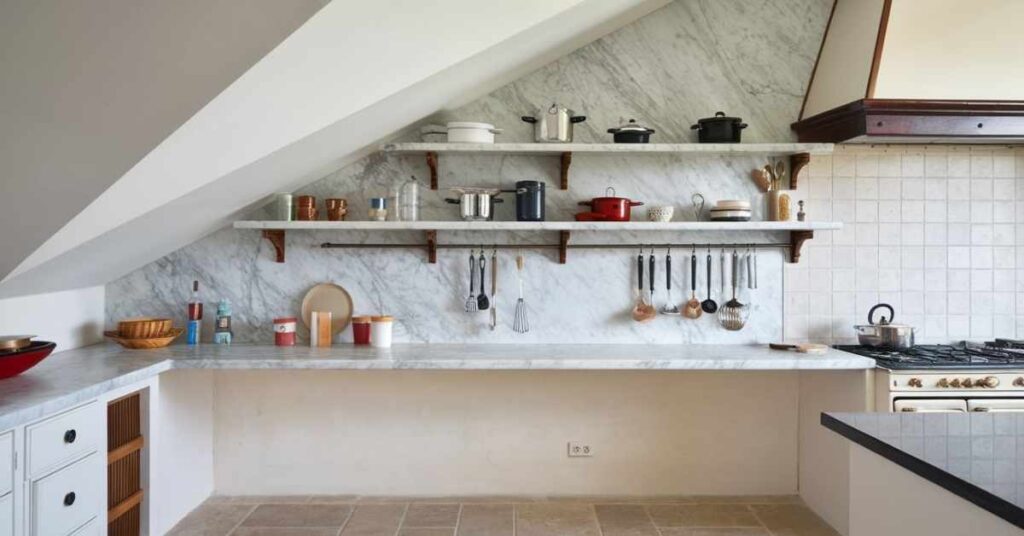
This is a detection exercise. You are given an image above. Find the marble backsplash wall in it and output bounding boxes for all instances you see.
[105,0,832,344]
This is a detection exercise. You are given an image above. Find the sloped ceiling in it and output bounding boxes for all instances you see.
[0,0,668,299]
[0,0,329,286]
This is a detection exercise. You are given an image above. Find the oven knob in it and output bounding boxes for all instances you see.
[1014,377,1024,387]
[937,378,949,388]
[962,378,974,388]
[950,378,961,388]
[908,378,923,388]
[977,376,999,388]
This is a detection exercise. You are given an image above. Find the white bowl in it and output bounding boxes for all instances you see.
[647,205,675,222]
[446,122,502,143]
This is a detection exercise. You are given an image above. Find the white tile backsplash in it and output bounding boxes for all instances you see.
[787,146,1023,344]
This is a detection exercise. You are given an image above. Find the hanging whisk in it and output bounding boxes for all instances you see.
[513,253,530,334]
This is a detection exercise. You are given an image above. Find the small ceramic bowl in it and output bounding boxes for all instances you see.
[647,205,675,222]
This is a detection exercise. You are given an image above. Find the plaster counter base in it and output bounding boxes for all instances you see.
[849,444,1021,536]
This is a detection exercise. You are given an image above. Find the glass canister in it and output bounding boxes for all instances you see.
[369,198,388,221]
[370,316,393,348]
[399,175,420,222]
[352,316,371,345]
[515,180,545,221]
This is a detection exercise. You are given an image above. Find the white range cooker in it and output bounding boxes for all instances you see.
[837,341,1024,413]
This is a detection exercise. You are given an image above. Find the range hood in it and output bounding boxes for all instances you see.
[791,0,1024,144]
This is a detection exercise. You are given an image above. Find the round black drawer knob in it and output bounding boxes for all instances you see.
[63,429,76,444]
[63,492,76,506]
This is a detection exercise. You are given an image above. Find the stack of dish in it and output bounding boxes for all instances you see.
[709,200,752,221]
[105,318,183,349]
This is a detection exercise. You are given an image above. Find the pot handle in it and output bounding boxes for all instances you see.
[490,128,503,134]
[690,123,700,130]
[444,198,461,205]
[570,116,587,123]
[628,201,645,207]
[738,123,748,130]
[577,200,594,207]
[492,198,504,204]
[868,303,894,325]
[607,128,618,134]
[521,116,537,124]
[715,111,726,117]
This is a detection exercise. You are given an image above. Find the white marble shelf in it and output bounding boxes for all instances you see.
[0,343,874,430]
[234,220,842,232]
[380,142,835,156]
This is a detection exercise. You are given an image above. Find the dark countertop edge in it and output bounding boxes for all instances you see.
[821,413,1024,530]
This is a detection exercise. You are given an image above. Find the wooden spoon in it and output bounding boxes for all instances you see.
[683,251,703,319]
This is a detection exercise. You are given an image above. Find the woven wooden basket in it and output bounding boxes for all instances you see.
[117,318,172,339]
[104,328,183,349]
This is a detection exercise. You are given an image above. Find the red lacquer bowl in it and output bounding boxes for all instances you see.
[0,341,55,379]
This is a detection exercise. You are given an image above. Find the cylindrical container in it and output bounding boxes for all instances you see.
[370,316,393,348]
[399,176,420,222]
[515,181,545,221]
[352,316,371,345]
[273,317,297,346]
[767,190,793,221]
[274,194,293,221]
[296,194,318,221]
[325,198,347,221]
[369,198,388,221]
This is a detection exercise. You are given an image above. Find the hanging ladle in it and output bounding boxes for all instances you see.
[700,248,718,314]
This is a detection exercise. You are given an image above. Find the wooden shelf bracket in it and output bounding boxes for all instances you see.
[426,230,437,263]
[789,230,813,263]
[426,151,439,190]
[262,229,286,263]
[789,152,810,190]
[559,231,570,264]
[560,152,572,190]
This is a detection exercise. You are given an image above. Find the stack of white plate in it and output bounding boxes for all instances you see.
[709,200,751,221]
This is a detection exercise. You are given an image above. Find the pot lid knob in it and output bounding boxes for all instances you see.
[605,186,616,196]
[715,111,726,117]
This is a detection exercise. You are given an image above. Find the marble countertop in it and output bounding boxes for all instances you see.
[823,412,1024,529]
[0,343,872,430]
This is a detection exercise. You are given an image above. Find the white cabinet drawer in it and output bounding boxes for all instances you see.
[0,432,12,496]
[30,453,102,536]
[26,402,102,478]
[0,493,12,536]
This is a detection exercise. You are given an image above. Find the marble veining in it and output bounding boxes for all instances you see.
[0,343,872,430]
[106,0,833,344]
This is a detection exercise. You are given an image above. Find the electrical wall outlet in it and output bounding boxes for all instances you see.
[567,441,592,457]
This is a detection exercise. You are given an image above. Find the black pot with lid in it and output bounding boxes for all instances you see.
[690,111,747,143]
[607,118,655,143]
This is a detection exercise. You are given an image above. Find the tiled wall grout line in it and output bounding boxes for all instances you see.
[590,503,605,536]
[452,503,463,536]
[393,502,410,536]
[335,503,355,536]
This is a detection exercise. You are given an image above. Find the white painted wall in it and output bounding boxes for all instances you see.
[0,287,104,350]
[3,0,667,298]
[213,370,799,496]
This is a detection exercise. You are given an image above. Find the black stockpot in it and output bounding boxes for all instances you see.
[514,181,545,221]
[690,111,747,143]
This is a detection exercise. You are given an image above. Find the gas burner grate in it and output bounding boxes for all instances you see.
[835,342,1024,370]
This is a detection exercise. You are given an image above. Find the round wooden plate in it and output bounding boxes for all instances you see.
[300,283,354,336]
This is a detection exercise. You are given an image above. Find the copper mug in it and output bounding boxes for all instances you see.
[296,206,318,221]
[296,195,316,208]
[326,198,348,221]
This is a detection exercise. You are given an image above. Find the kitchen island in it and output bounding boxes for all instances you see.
[823,412,1024,535]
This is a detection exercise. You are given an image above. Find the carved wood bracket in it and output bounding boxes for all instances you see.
[789,152,810,190]
[559,231,571,264]
[425,151,439,190]
[262,229,286,263]
[560,152,572,190]
[789,230,813,263]
[426,230,437,263]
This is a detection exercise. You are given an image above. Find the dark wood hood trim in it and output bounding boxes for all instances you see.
[791,99,1024,143]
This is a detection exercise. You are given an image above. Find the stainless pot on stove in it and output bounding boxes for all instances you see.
[854,303,915,349]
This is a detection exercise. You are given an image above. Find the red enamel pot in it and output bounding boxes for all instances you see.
[0,341,56,379]
[577,187,644,221]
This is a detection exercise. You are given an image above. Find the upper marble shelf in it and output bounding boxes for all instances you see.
[233,221,841,231]
[380,142,835,156]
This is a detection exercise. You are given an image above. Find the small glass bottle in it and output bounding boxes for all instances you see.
[186,280,203,345]
[399,175,420,222]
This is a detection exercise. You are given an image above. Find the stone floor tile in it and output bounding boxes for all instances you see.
[241,504,352,528]
[455,504,513,536]
[593,504,659,535]
[397,529,455,536]
[339,503,408,536]
[209,496,311,505]
[645,505,760,528]
[657,529,770,536]
[168,504,255,536]
[232,529,339,536]
[307,495,359,504]
[689,496,800,504]
[402,504,460,528]
[748,504,839,536]
[515,503,600,536]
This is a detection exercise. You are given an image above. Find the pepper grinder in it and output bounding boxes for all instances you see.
[797,200,806,222]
